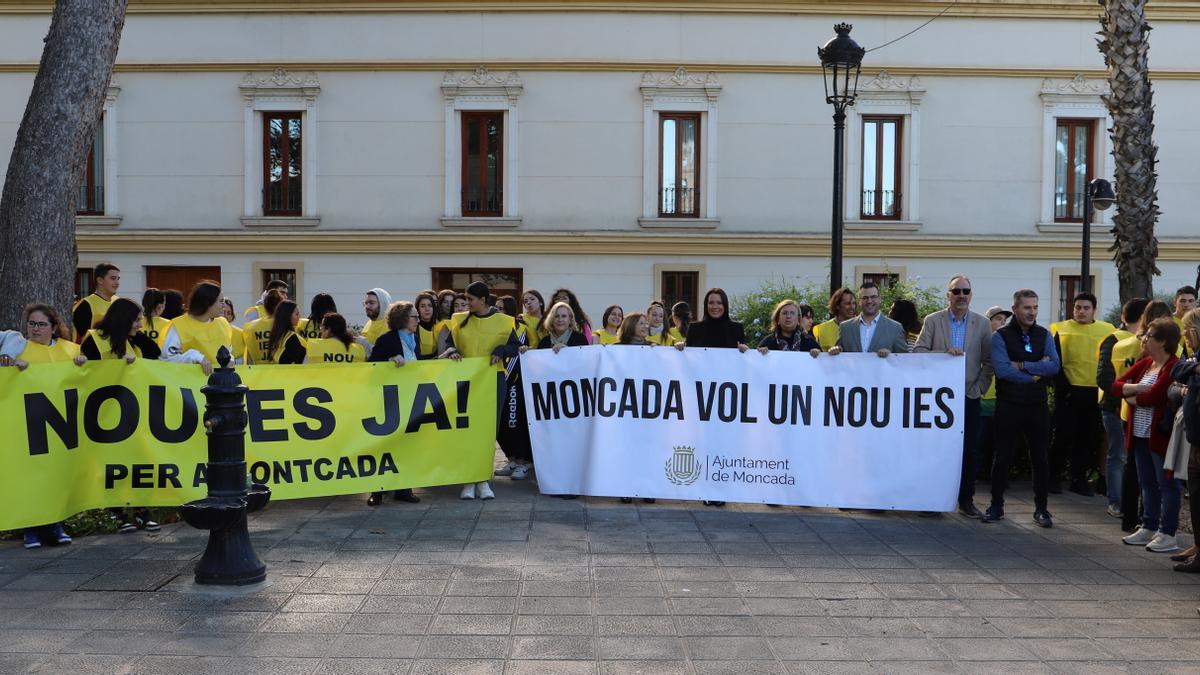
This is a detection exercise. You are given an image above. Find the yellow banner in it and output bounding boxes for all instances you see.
[0,359,498,531]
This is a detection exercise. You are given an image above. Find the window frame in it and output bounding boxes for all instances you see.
[459,111,505,218]
[77,120,105,216]
[261,111,304,217]
[657,112,702,219]
[859,115,903,221]
[431,267,524,299]
[1052,118,1096,223]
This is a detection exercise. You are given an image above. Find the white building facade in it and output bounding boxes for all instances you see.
[1,0,1199,324]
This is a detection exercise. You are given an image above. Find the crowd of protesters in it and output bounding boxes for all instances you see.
[3,264,1200,573]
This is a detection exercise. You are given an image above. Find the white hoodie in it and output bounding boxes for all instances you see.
[357,287,394,358]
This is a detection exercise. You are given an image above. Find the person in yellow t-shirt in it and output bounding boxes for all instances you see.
[646,300,676,346]
[1096,297,1149,518]
[72,262,121,342]
[297,293,337,342]
[593,305,623,345]
[139,288,171,347]
[357,287,393,358]
[666,301,691,346]
[305,313,365,364]
[1049,291,1116,496]
[80,298,162,362]
[218,297,246,363]
[241,289,285,365]
[161,280,235,376]
[1174,285,1196,357]
[244,278,289,323]
[262,300,306,365]
[1,304,84,550]
[814,286,857,352]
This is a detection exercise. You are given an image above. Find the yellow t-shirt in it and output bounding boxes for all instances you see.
[361,318,388,346]
[815,319,840,352]
[170,315,233,363]
[453,312,516,368]
[1050,319,1117,387]
[242,317,273,365]
[19,338,80,363]
[593,329,620,345]
[83,329,142,360]
[296,317,323,341]
[140,316,172,347]
[306,338,366,364]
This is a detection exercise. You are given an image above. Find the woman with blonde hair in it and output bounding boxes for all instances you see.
[758,300,820,354]
[538,301,589,351]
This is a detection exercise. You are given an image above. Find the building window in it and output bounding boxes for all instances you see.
[1056,274,1097,321]
[263,112,302,216]
[77,117,104,215]
[661,270,699,313]
[433,268,523,299]
[74,267,96,302]
[1054,119,1095,222]
[860,116,901,220]
[659,113,701,218]
[460,111,504,217]
[862,272,900,290]
[261,268,298,298]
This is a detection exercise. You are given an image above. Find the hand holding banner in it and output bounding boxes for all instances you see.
[521,347,965,511]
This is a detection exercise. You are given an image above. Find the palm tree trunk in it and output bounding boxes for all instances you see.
[1098,0,1160,303]
[0,1,128,330]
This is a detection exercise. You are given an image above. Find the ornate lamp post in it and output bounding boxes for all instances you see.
[819,23,865,295]
[1080,178,1115,294]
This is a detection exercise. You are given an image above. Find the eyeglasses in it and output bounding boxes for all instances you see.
[1021,334,1032,353]
[26,320,50,329]
[949,289,972,296]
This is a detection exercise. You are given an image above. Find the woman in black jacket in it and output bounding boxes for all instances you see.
[757,300,820,354]
[679,288,748,352]
[536,301,590,351]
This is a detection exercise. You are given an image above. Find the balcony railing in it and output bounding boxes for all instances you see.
[660,186,698,217]
[1054,191,1085,221]
[264,179,302,216]
[75,184,104,215]
[861,189,900,219]
[462,187,503,217]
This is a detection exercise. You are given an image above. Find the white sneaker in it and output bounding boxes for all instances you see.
[511,464,531,480]
[459,483,476,500]
[477,481,495,500]
[494,461,518,477]
[1122,527,1157,546]
[1146,532,1181,553]
[1106,504,1122,518]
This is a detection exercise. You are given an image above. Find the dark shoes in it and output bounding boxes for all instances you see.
[394,490,420,503]
[958,503,983,519]
[1033,510,1054,528]
[703,501,726,507]
[366,492,383,506]
[1068,480,1095,497]
[981,505,1004,523]
[1174,557,1200,573]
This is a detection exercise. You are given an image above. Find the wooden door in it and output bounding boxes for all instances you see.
[144,266,222,303]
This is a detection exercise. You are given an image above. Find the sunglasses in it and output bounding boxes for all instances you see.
[949,289,972,296]
[1021,334,1033,353]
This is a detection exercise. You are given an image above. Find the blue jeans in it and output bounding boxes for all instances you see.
[1101,410,1126,506]
[1131,436,1182,535]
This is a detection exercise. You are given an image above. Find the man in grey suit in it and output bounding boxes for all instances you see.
[829,281,910,357]
[914,275,994,519]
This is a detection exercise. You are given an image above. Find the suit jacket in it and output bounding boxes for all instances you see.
[913,308,994,399]
[836,315,909,355]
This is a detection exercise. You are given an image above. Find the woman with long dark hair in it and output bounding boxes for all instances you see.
[594,305,624,345]
[551,288,593,344]
[161,289,185,320]
[415,291,443,359]
[519,289,548,348]
[298,293,338,341]
[679,288,748,352]
[81,298,162,362]
[888,299,922,352]
[139,288,169,345]
[162,281,234,375]
[305,313,365,364]
[264,300,306,365]
[669,301,691,345]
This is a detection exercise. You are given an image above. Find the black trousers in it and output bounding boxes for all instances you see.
[959,397,982,506]
[1051,385,1102,484]
[1189,447,1200,541]
[1120,442,1142,532]
[991,399,1050,512]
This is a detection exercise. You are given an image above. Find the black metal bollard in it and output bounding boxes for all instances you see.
[180,347,271,585]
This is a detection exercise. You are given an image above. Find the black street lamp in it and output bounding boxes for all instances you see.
[1080,178,1115,294]
[819,23,865,295]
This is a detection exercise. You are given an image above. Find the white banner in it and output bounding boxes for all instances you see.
[521,347,965,511]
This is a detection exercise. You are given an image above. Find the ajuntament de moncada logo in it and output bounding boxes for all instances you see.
[665,446,795,486]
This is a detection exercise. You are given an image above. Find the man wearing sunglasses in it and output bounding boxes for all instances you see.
[984,289,1061,527]
[914,275,994,519]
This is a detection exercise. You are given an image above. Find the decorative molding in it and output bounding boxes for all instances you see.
[241,216,321,228]
[75,215,123,228]
[73,229,1200,261]
[638,217,720,230]
[640,66,721,102]
[1040,74,1109,97]
[858,70,925,100]
[441,66,523,102]
[844,220,922,233]
[239,66,321,102]
[439,217,523,228]
[1036,221,1109,234]
[240,68,321,219]
[3,1,1199,22]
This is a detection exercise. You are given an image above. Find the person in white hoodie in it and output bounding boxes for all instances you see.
[358,287,393,359]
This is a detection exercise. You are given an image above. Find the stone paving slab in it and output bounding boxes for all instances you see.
[2,475,1199,674]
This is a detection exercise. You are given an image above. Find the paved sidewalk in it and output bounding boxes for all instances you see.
[2,479,1199,674]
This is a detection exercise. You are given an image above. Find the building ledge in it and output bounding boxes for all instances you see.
[440,217,522,228]
[638,217,720,230]
[75,215,122,227]
[1036,221,1108,234]
[844,220,922,233]
[241,216,321,228]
